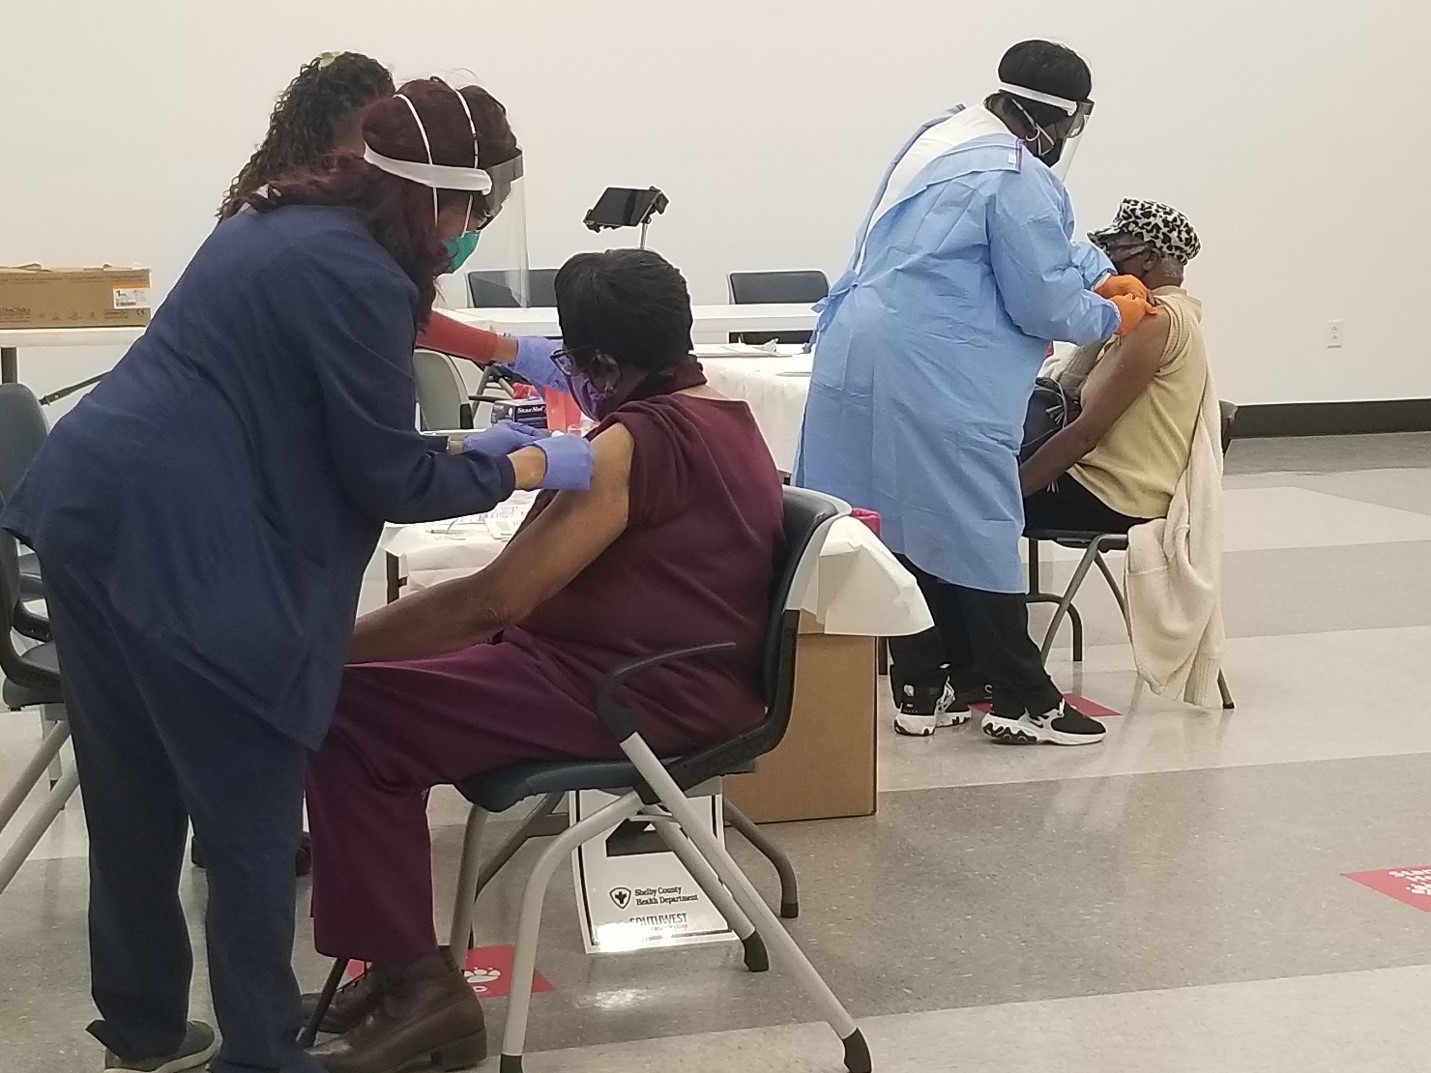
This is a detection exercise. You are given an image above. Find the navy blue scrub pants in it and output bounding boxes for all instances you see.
[41,561,321,1073]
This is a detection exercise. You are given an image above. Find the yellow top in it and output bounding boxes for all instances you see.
[1071,287,1208,521]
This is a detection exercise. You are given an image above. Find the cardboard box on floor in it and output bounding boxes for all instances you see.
[723,613,877,824]
[0,265,152,330]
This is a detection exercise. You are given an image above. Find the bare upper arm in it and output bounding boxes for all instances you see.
[456,424,636,630]
[1074,309,1172,439]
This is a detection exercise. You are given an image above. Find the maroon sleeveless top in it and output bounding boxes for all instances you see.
[502,392,785,754]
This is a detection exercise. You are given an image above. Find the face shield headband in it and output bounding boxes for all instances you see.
[362,84,524,230]
[997,81,1094,176]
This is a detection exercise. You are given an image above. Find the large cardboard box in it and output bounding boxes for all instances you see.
[724,616,877,823]
[0,265,152,329]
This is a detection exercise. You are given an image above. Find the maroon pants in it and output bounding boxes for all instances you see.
[306,637,623,964]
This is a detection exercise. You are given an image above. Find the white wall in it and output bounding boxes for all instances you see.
[3,0,1428,409]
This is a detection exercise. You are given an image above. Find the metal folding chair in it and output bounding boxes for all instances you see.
[1026,400,1240,712]
[0,523,76,895]
[467,270,559,309]
[728,270,829,346]
[304,488,870,1073]
[0,384,49,599]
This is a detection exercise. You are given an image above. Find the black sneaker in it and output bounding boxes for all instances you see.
[104,1021,217,1073]
[980,705,1106,746]
[894,682,972,736]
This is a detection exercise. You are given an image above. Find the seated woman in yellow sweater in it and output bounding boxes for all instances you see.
[1020,199,1208,531]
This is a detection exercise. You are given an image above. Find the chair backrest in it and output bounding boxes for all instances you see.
[413,349,472,431]
[467,269,559,308]
[728,270,830,307]
[671,487,846,786]
[1218,399,1238,456]
[0,385,49,502]
[0,508,32,688]
[728,270,830,346]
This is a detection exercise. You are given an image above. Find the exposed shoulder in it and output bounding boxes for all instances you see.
[1122,300,1175,365]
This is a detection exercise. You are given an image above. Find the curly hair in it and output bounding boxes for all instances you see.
[247,80,521,323]
[218,52,394,220]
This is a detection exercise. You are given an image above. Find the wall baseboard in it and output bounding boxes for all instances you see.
[1235,399,1431,438]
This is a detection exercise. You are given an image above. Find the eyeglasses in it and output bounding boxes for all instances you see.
[550,344,597,376]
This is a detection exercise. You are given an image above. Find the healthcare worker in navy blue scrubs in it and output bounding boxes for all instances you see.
[1,77,590,1073]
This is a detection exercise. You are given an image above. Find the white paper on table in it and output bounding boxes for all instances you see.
[798,517,932,637]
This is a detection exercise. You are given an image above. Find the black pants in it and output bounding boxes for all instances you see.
[889,555,1063,718]
[41,561,319,1073]
[1023,475,1149,534]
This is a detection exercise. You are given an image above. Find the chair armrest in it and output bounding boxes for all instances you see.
[14,604,50,643]
[595,642,737,742]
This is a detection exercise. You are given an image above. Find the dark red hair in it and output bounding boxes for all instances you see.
[246,77,520,322]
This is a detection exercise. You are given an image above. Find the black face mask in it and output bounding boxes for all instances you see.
[1034,138,1066,167]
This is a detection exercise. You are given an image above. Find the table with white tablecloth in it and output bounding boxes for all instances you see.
[380,498,931,639]
[698,349,813,473]
[445,304,818,343]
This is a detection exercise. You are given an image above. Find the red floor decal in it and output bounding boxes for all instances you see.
[346,945,554,998]
[970,693,1123,718]
[1343,866,1431,911]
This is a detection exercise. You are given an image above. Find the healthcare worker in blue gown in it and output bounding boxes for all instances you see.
[0,78,591,1073]
[795,41,1156,749]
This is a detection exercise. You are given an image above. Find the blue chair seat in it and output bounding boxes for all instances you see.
[2,641,62,708]
[456,757,756,814]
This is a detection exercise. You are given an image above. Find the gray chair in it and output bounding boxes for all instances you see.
[304,488,871,1073]
[0,385,48,598]
[466,270,559,309]
[1026,400,1238,710]
[0,520,77,896]
[728,270,829,346]
[413,349,476,431]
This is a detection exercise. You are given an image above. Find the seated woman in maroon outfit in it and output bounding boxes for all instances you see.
[304,249,785,1073]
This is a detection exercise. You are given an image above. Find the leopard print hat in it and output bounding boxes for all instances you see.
[1089,198,1200,266]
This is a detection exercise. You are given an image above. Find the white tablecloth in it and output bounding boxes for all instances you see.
[444,304,818,341]
[380,504,931,639]
[699,351,813,473]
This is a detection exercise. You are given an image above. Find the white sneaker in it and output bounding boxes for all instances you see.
[894,683,972,736]
[980,706,1106,747]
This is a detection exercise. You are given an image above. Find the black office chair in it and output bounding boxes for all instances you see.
[303,488,871,1073]
[1026,400,1239,710]
[0,385,48,598]
[0,520,77,895]
[728,270,829,345]
[466,270,559,309]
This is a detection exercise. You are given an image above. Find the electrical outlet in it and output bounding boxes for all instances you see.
[1326,320,1345,348]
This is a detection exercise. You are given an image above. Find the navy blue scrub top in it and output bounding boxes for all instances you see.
[3,205,516,746]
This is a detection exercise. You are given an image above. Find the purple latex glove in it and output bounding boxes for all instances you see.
[504,336,570,393]
[463,419,547,457]
[532,433,594,491]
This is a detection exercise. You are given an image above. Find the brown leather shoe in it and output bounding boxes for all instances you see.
[307,952,486,1073]
[300,966,386,1036]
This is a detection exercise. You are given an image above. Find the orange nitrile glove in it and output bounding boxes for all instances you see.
[1111,294,1158,336]
[1095,274,1151,303]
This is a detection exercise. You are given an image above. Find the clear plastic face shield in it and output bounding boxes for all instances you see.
[998,82,1094,180]
[459,153,530,308]
[362,83,530,309]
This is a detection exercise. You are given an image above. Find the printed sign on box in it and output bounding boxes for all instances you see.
[570,788,736,954]
[1344,865,1431,911]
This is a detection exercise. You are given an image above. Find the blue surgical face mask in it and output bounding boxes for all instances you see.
[442,229,480,274]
